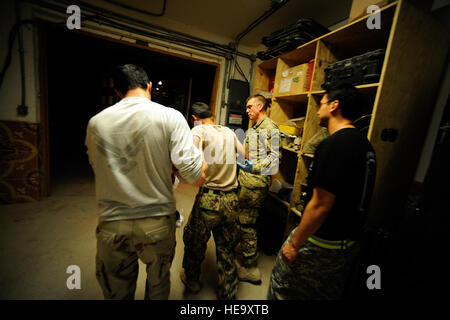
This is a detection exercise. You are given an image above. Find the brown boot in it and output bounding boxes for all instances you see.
[180,268,201,293]
[235,259,262,285]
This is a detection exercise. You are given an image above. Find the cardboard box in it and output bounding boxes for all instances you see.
[349,0,389,23]
[277,63,309,95]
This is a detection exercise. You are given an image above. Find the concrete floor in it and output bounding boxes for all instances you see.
[0,170,277,300]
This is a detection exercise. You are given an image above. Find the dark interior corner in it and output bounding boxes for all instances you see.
[45,25,216,189]
[346,94,450,299]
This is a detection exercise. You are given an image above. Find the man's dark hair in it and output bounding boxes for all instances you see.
[325,83,363,121]
[112,64,149,95]
[191,102,212,119]
[246,94,269,111]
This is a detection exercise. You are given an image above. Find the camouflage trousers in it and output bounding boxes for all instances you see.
[182,188,239,300]
[236,184,269,267]
[268,227,359,300]
[95,214,176,300]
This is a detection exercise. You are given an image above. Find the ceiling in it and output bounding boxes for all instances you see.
[89,0,353,50]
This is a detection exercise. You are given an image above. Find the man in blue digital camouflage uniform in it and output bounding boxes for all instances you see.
[268,83,376,299]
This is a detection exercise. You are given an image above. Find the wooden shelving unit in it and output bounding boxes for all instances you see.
[300,152,314,159]
[282,146,300,154]
[274,93,309,103]
[268,191,290,208]
[252,0,449,237]
[290,207,302,217]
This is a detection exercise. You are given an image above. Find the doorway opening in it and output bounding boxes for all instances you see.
[43,25,219,194]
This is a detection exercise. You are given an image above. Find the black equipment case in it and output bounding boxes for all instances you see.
[258,18,329,60]
[257,37,308,60]
[322,49,385,89]
[262,18,330,47]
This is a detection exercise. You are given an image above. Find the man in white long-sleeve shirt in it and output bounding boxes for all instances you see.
[85,64,206,300]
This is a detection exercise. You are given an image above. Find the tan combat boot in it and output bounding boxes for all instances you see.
[235,259,262,285]
[180,268,201,293]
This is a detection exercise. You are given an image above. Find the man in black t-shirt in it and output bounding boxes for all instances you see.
[268,83,376,300]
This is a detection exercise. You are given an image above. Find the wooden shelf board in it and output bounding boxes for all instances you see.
[342,1,398,34]
[279,40,317,65]
[317,2,397,59]
[258,57,278,70]
[272,84,379,105]
[290,207,302,217]
[268,191,290,208]
[282,146,300,154]
[356,83,380,92]
[274,92,309,103]
[300,152,314,158]
[271,2,397,67]
[310,83,379,95]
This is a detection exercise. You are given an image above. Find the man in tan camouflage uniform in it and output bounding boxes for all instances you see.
[181,102,242,300]
[235,94,280,285]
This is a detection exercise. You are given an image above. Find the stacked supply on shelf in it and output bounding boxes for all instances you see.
[277,61,314,94]
[279,117,305,151]
[257,18,329,60]
[321,49,385,89]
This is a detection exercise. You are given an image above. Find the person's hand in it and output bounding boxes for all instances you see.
[237,159,253,173]
[281,241,299,267]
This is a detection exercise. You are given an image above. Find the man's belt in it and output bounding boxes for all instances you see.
[307,235,356,250]
[200,187,236,195]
